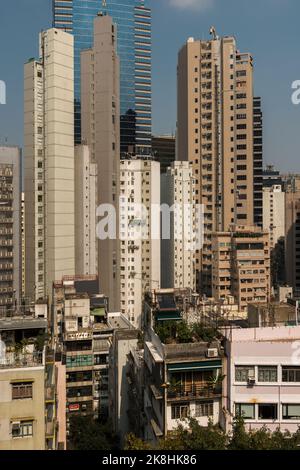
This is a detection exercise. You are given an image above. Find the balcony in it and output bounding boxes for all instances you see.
[167,383,222,402]
[0,352,44,369]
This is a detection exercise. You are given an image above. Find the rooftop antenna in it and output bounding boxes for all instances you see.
[209,26,218,40]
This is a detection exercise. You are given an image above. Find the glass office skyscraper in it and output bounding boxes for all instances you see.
[53,0,152,153]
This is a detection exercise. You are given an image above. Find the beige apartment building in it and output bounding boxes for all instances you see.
[212,225,270,312]
[81,13,120,311]
[177,32,254,295]
[24,29,75,301]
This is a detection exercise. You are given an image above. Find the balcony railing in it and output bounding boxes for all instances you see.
[167,384,221,401]
[0,352,44,369]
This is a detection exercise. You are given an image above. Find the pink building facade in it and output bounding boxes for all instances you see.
[224,327,300,433]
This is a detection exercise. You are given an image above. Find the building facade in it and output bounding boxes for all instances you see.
[119,157,161,328]
[224,326,300,433]
[177,33,255,295]
[263,185,285,249]
[161,161,195,290]
[253,97,263,227]
[24,29,75,301]
[74,145,97,276]
[81,13,120,310]
[212,225,270,312]
[53,0,152,152]
[285,189,300,294]
[0,147,21,312]
[0,312,47,450]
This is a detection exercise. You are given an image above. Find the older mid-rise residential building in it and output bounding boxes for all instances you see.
[119,157,161,328]
[0,147,21,313]
[81,13,120,311]
[161,161,195,290]
[52,275,132,423]
[24,28,75,301]
[0,316,46,450]
[142,290,224,444]
[212,225,270,312]
[177,32,255,295]
[224,326,300,433]
[74,145,97,277]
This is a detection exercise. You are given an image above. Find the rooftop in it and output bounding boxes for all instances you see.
[0,314,47,331]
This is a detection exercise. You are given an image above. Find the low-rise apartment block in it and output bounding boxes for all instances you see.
[224,326,300,433]
[143,290,224,443]
[0,310,47,450]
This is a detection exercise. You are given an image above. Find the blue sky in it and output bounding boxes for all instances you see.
[0,0,300,171]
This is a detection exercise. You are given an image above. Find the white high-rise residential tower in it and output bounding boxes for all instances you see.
[24,28,75,300]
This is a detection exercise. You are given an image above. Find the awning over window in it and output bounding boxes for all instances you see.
[155,310,182,321]
[92,308,106,317]
[167,360,222,372]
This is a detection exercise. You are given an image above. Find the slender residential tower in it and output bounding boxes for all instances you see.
[24,29,75,301]
[81,13,120,311]
[177,31,254,295]
[53,0,152,152]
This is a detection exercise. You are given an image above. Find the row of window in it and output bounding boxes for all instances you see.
[171,401,214,420]
[236,403,300,421]
[235,365,300,383]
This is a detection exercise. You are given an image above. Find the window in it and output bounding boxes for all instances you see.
[12,382,33,400]
[171,404,189,420]
[12,420,33,438]
[235,366,255,382]
[235,403,255,419]
[258,366,277,382]
[258,404,277,420]
[282,366,300,382]
[195,402,213,417]
[282,404,300,420]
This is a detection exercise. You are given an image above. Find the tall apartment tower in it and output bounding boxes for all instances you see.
[74,145,97,276]
[0,147,21,312]
[119,157,161,328]
[53,0,152,152]
[24,29,75,301]
[253,97,263,227]
[161,161,195,290]
[177,32,254,295]
[81,14,120,311]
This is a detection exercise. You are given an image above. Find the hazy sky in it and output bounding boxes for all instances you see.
[1,0,300,171]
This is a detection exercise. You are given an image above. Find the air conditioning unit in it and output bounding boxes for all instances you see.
[206,348,218,358]
[247,377,256,386]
